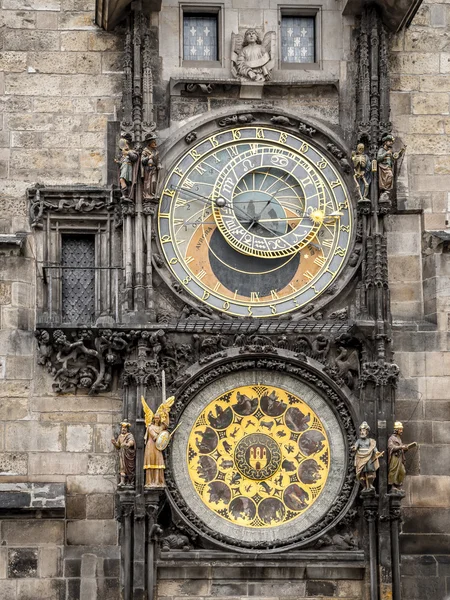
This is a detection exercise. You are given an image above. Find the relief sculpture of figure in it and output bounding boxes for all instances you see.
[352,421,383,492]
[377,134,406,192]
[352,142,372,200]
[388,421,417,492]
[142,395,176,488]
[231,28,275,82]
[115,134,138,201]
[111,422,136,487]
[141,132,161,200]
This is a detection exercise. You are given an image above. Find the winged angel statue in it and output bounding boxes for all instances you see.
[141,395,175,487]
[231,28,276,82]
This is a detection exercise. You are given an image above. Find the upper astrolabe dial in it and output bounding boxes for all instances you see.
[212,147,326,258]
[158,125,353,318]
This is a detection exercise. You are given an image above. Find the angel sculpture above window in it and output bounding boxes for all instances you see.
[231,28,276,82]
[141,395,176,488]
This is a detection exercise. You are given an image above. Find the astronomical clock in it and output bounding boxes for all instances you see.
[154,112,359,552]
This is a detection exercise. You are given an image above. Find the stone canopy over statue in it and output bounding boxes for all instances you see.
[231,29,275,82]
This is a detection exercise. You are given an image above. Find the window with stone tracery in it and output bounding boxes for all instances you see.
[280,11,317,67]
[181,6,221,66]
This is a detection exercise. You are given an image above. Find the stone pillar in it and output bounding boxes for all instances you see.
[362,492,379,600]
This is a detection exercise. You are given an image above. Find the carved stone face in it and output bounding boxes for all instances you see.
[360,427,369,439]
[121,425,128,435]
[245,29,258,44]
[149,140,157,149]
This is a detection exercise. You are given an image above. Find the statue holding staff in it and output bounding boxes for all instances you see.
[352,421,383,491]
[388,421,417,491]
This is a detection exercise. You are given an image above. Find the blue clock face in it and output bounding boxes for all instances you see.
[158,125,354,318]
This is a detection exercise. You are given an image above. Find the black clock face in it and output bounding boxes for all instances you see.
[158,125,353,318]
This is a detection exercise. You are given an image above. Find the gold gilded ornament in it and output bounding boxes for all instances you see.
[187,385,330,528]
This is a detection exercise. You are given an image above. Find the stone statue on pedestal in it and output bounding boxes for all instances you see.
[352,421,383,492]
[111,422,136,487]
[141,132,161,201]
[377,134,406,192]
[388,421,417,492]
[141,395,176,488]
[231,29,275,82]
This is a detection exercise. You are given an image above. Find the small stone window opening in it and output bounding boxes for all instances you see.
[280,15,315,64]
[183,13,219,62]
[61,234,96,324]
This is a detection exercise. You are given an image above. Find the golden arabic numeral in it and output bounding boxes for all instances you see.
[300,142,309,153]
[256,128,265,139]
[210,135,219,148]
[161,235,172,244]
[270,304,277,315]
[335,246,346,257]
[223,301,230,310]
[338,201,349,210]
[278,132,288,144]
[304,270,314,281]
[340,225,350,232]
[330,180,341,188]
[311,285,320,295]
[202,290,210,300]
[183,276,192,285]
[317,159,328,169]
[169,257,178,265]
[247,306,253,316]
[232,129,241,140]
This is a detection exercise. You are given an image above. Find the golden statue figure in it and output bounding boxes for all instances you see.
[388,421,417,491]
[141,395,175,488]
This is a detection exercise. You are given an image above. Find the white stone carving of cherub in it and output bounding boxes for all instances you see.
[231,28,276,82]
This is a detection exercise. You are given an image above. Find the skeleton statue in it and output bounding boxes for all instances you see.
[231,28,276,82]
[352,142,372,200]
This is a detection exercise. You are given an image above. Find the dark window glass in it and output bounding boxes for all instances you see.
[61,234,95,323]
[281,16,315,64]
[183,14,218,61]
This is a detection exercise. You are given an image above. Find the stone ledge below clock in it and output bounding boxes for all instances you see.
[158,550,365,581]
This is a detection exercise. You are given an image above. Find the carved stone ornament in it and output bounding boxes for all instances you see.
[35,329,129,394]
[231,29,276,82]
[164,353,358,552]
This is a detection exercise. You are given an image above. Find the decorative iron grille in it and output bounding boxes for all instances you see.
[61,234,95,323]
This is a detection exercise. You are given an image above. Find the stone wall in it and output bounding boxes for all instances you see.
[390,0,450,597]
[0,0,123,598]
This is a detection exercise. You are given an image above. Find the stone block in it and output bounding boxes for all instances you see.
[0,281,12,304]
[8,548,38,578]
[305,580,337,596]
[101,52,122,74]
[0,52,26,73]
[410,475,450,507]
[40,411,97,423]
[3,30,60,52]
[36,11,58,29]
[2,307,32,331]
[0,381,29,398]
[16,579,65,600]
[409,115,445,135]
[0,397,28,420]
[391,53,439,75]
[87,454,115,475]
[401,555,437,577]
[403,507,450,534]
[1,10,35,29]
[66,475,115,495]
[425,400,450,420]
[61,74,121,97]
[5,422,63,452]
[27,52,79,74]
[405,134,450,156]
[401,533,450,555]
[67,579,80,600]
[67,520,117,546]
[29,452,88,475]
[2,520,65,545]
[388,255,421,282]
[67,495,86,519]
[61,31,89,52]
[401,575,445,600]
[408,155,434,175]
[76,52,102,74]
[94,424,114,453]
[64,557,81,577]
[87,32,122,52]
[420,75,450,92]
[247,581,307,596]
[0,580,17,600]
[419,445,450,476]
[39,547,62,578]
[336,580,364,597]
[65,425,93,452]
[0,452,27,475]
[390,92,411,116]
[5,73,61,97]
[86,494,114,519]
